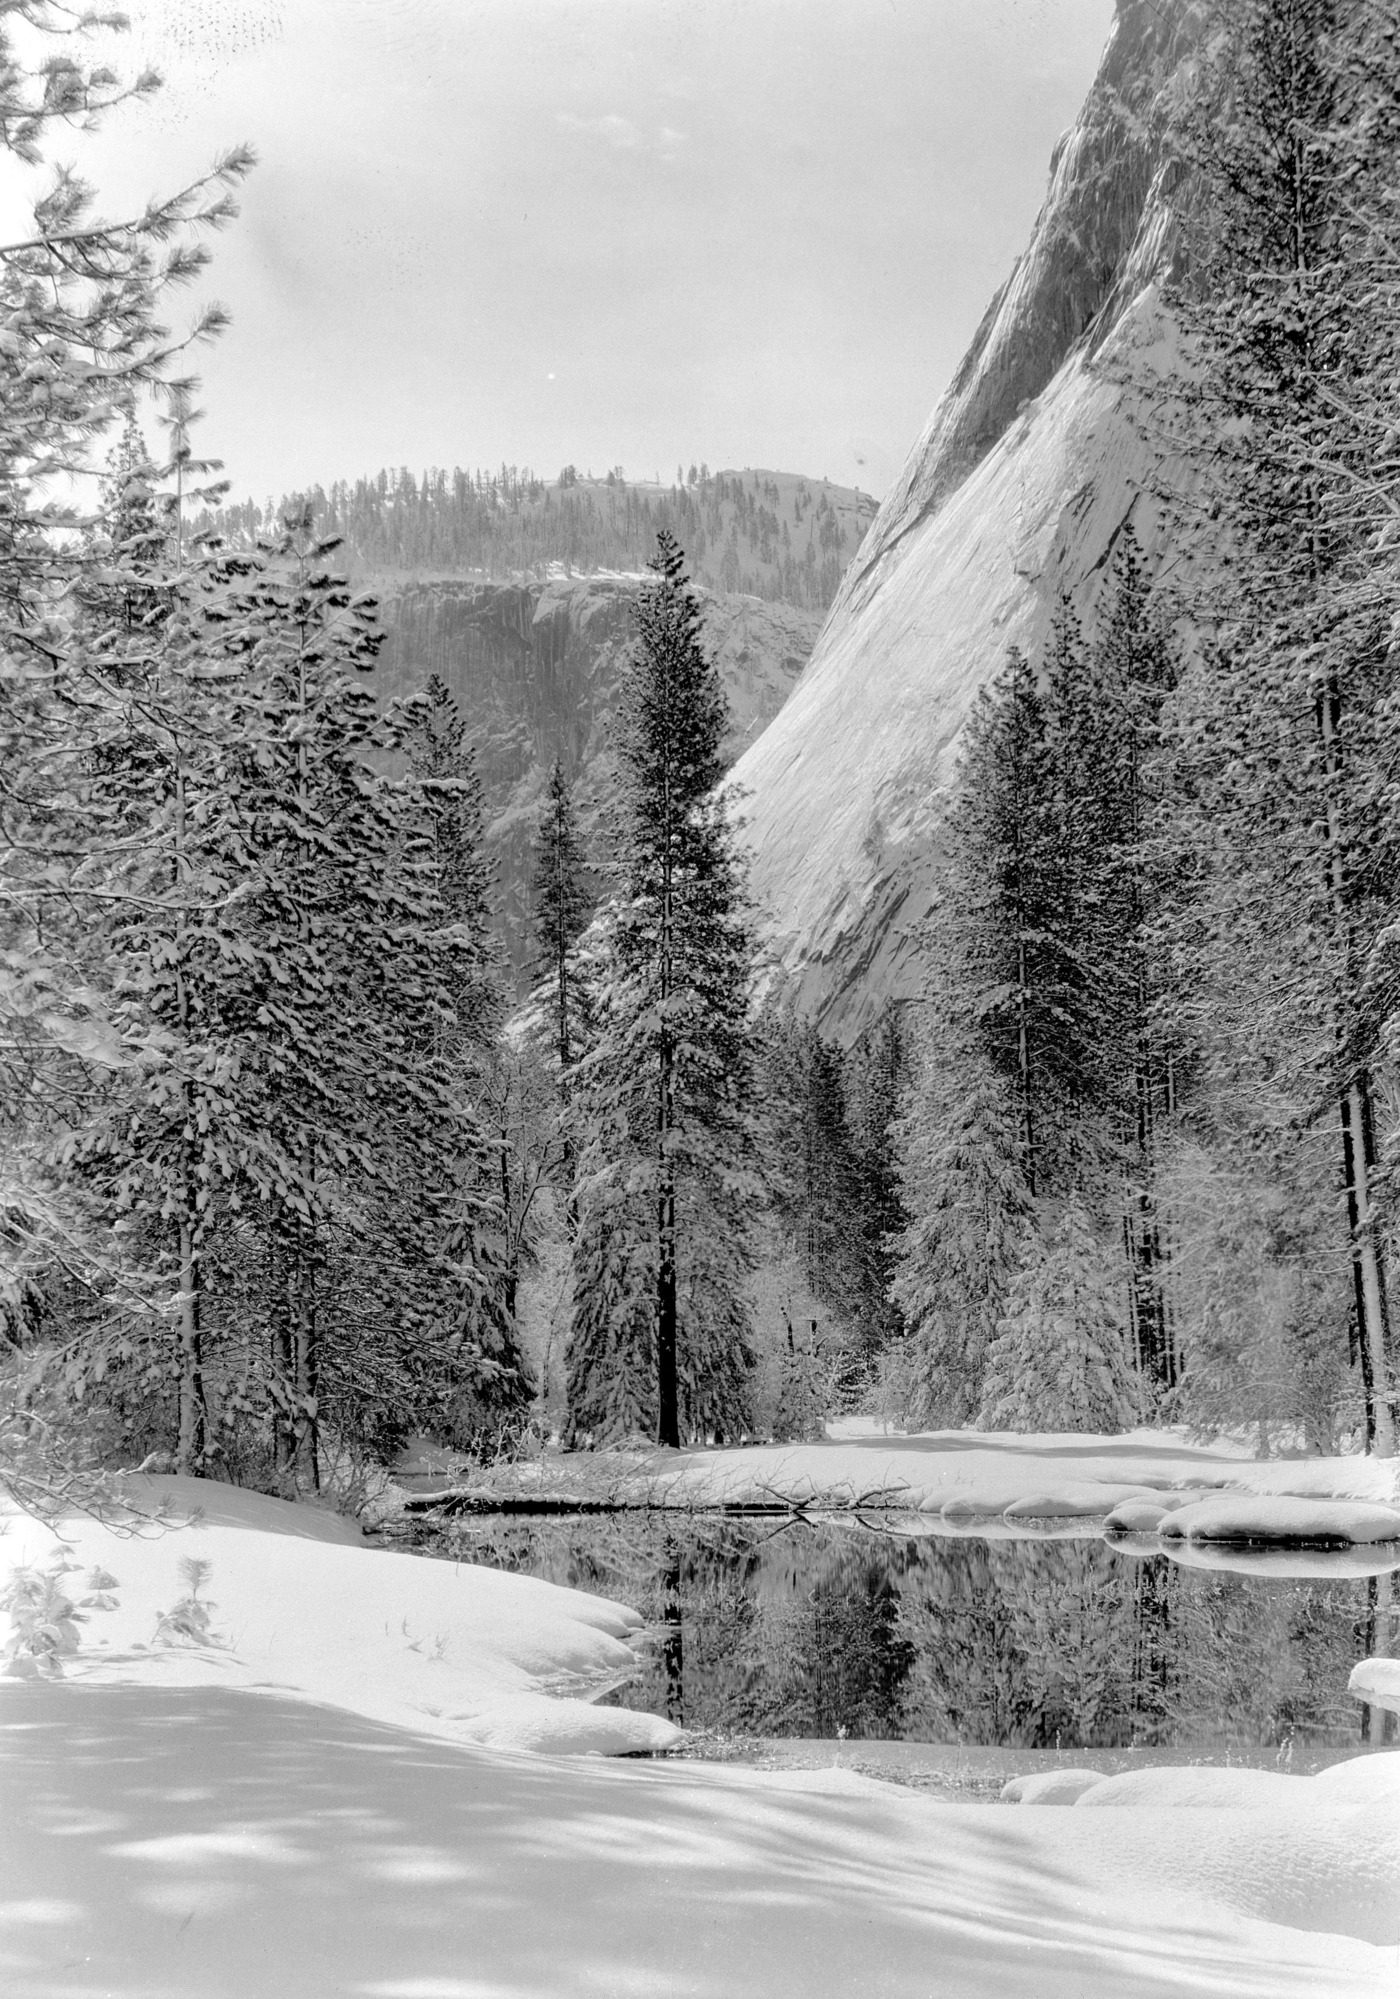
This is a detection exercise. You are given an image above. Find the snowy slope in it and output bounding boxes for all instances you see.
[730,0,1207,1037]
[0,1478,677,1757]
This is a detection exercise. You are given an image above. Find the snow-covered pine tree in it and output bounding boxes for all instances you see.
[891,1019,1034,1426]
[530,756,591,1079]
[1044,532,1181,1390]
[0,5,250,1372]
[978,1198,1140,1434]
[890,642,1098,1427]
[62,416,259,1475]
[1166,0,1400,1450]
[947,646,1086,1197]
[403,673,502,1059]
[396,673,534,1453]
[564,533,764,1447]
[843,1005,909,1359]
[166,515,530,1479]
[763,1013,866,1313]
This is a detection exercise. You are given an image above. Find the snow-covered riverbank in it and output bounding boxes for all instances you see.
[2,1469,1397,1997]
[404,1421,1400,1543]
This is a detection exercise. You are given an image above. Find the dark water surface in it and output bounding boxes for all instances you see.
[406,1513,1396,1752]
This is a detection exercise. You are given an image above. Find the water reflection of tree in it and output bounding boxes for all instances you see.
[436,1517,1379,1749]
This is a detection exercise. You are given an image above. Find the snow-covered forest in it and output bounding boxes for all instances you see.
[200,463,877,613]
[6,0,1400,1485]
[3,1,1400,1994]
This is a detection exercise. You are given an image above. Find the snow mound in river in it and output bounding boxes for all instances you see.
[1158,1496,1400,1545]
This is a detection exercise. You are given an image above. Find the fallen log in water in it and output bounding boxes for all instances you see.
[401,1489,816,1517]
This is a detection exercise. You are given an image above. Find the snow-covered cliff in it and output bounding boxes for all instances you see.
[732,0,1208,1039]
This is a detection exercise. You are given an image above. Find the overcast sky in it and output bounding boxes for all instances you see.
[60,0,1116,502]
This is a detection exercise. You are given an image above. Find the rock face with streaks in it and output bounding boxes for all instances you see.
[730,0,1209,1041]
[376,575,820,987]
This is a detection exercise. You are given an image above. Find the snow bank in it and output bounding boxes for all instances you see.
[640,1428,1400,1523]
[0,1478,676,1757]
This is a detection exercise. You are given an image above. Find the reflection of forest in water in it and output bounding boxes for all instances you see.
[428,1516,1393,1749]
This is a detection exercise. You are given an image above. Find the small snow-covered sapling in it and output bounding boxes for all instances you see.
[152,1555,225,1648]
[1,1554,121,1678]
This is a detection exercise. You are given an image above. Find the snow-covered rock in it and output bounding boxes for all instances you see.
[1348,1659,1400,1718]
[1104,1498,1174,1532]
[1074,1767,1310,1809]
[730,0,1209,1036]
[1158,1495,1400,1547]
[1003,1767,1105,1804]
[1000,1482,1161,1520]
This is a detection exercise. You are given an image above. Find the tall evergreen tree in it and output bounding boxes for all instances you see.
[948,647,1089,1196]
[891,1020,1034,1426]
[530,756,591,1079]
[1165,0,1400,1450]
[1044,535,1182,1388]
[0,5,251,1401]
[978,1198,1141,1434]
[565,533,764,1447]
[403,673,502,1059]
[759,1003,903,1382]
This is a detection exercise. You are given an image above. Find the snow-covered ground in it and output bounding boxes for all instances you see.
[3,1470,1398,1996]
[667,1420,1400,1515]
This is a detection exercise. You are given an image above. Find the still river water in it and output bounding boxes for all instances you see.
[402,1512,1398,1752]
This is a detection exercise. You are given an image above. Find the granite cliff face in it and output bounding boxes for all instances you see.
[377,575,819,986]
[731,0,1208,1040]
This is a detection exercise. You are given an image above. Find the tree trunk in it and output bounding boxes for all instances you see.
[274,1235,296,1475]
[656,692,680,1448]
[175,1211,205,1475]
[293,1167,320,1489]
[172,763,206,1475]
[501,1124,518,1320]
[1319,681,1395,1454]
[1016,930,1036,1198]
[657,1117,679,1449]
[660,1540,684,1722]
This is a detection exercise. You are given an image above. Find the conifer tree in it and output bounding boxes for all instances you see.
[67,427,255,1474]
[121,517,529,1479]
[1166,0,1400,1449]
[404,674,502,1058]
[891,1023,1034,1426]
[1043,536,1181,1389]
[948,647,1087,1195]
[565,533,763,1447]
[0,4,251,1362]
[979,1199,1141,1434]
[530,757,591,1079]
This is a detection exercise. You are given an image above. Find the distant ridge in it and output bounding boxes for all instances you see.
[201,464,879,620]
